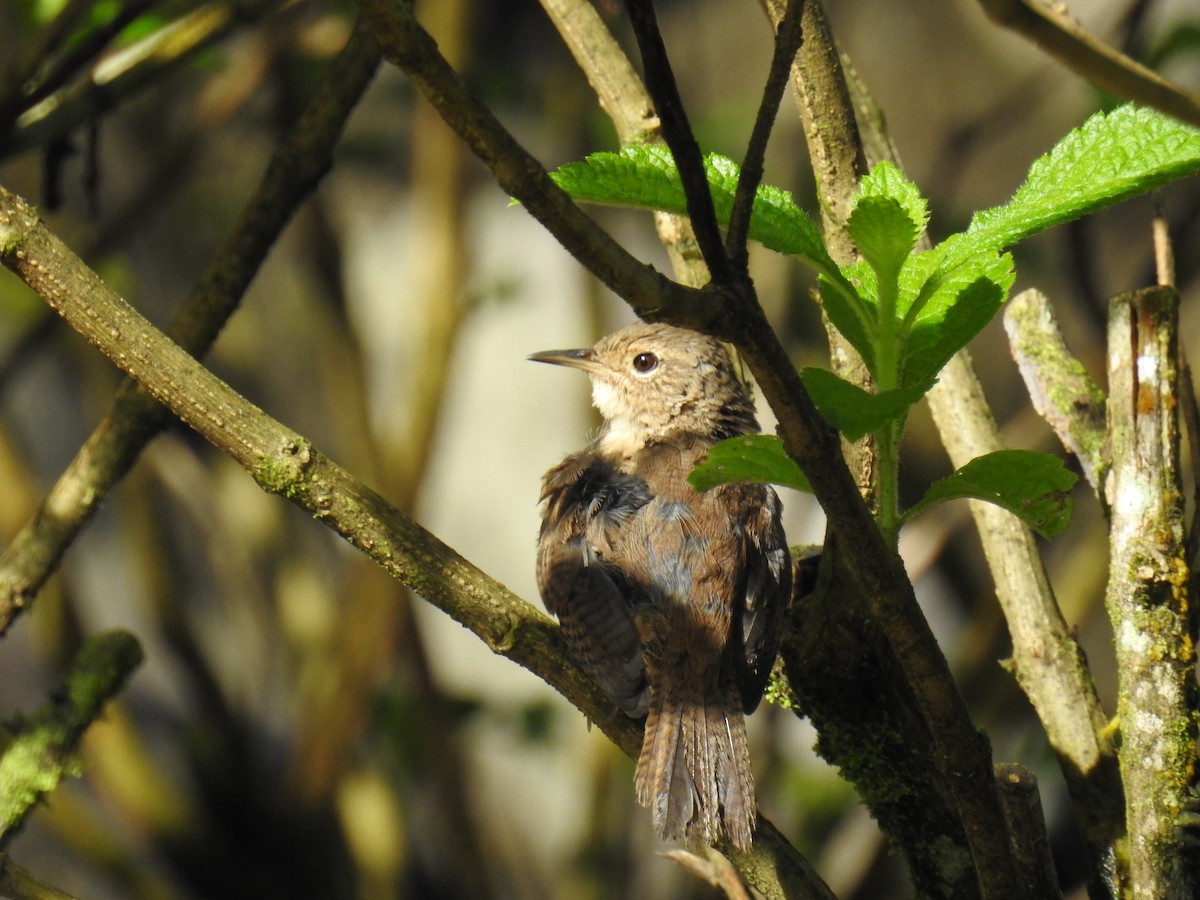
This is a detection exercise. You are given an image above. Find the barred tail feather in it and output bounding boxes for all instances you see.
[635,677,756,850]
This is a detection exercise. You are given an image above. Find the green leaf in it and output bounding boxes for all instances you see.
[689,435,811,493]
[857,161,929,236]
[939,104,1200,271]
[848,196,920,289]
[801,368,925,441]
[818,274,877,374]
[550,146,837,272]
[904,450,1077,537]
[901,251,1014,389]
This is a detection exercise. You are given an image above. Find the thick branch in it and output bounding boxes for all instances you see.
[767,0,1124,887]
[0,185,832,900]
[1105,287,1197,900]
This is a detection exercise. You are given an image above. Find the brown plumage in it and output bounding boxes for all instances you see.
[531,322,791,850]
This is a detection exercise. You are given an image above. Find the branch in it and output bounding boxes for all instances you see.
[0,0,282,160]
[976,0,1200,128]
[0,18,383,636]
[768,0,1124,887]
[357,3,1028,894]
[1104,286,1197,899]
[0,855,78,900]
[0,184,833,900]
[538,0,710,287]
[763,2,1028,895]
[993,764,1061,899]
[1003,288,1108,498]
[0,630,143,847]
[621,0,731,283]
[725,0,804,273]
[354,0,709,325]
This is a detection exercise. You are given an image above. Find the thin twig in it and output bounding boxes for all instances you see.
[725,0,804,273]
[538,0,709,287]
[621,0,732,283]
[0,18,383,635]
[976,0,1200,128]
[1,0,281,159]
[355,0,708,324]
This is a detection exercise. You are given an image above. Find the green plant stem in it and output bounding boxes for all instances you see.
[874,420,903,544]
[873,275,903,541]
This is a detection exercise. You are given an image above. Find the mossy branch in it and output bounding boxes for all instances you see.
[1104,287,1197,899]
[0,184,831,900]
[0,630,143,847]
[0,18,382,637]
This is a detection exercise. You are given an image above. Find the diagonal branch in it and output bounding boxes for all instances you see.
[621,0,732,283]
[355,0,707,322]
[725,0,804,273]
[0,183,833,900]
[355,4,1022,894]
[0,18,383,636]
[976,0,1200,128]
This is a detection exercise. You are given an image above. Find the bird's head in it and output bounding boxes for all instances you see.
[530,322,758,456]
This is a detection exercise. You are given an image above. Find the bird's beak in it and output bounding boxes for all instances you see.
[528,347,598,371]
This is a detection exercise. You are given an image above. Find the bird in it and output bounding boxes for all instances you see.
[531,320,791,851]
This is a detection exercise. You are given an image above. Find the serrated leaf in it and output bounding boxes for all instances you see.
[801,368,925,440]
[901,253,1013,389]
[550,147,838,273]
[857,161,929,235]
[904,450,1077,537]
[939,104,1200,271]
[689,435,811,493]
[818,274,877,374]
[848,196,920,289]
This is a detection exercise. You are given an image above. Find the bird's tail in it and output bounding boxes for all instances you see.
[634,672,756,850]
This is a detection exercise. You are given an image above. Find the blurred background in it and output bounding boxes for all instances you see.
[0,0,1197,897]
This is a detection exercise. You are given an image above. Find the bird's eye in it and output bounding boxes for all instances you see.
[632,352,659,374]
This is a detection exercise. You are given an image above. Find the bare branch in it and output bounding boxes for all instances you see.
[0,19,383,635]
[725,0,804,273]
[621,0,731,283]
[976,0,1200,128]
[1105,286,1197,899]
[1003,288,1108,497]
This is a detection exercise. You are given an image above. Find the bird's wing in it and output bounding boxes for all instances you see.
[537,453,651,717]
[724,482,791,713]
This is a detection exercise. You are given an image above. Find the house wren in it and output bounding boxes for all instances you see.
[531,321,791,850]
